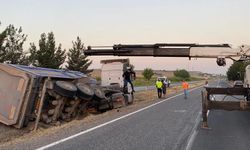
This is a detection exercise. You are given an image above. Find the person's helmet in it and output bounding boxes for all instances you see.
[127,66,131,70]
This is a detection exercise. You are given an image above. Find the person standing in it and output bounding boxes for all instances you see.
[182,80,189,99]
[156,79,163,98]
[123,66,136,93]
[204,80,209,87]
[167,80,171,87]
[162,79,168,98]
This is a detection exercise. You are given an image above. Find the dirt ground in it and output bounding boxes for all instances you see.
[0,81,205,146]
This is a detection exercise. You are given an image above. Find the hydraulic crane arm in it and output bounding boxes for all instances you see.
[84,43,250,66]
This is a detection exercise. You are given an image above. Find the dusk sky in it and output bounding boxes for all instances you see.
[1,0,250,74]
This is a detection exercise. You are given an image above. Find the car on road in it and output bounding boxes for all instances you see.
[233,80,243,87]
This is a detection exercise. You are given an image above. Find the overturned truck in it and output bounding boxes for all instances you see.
[0,61,133,129]
[0,63,95,128]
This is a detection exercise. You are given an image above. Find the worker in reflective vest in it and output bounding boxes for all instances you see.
[156,79,163,98]
[182,80,189,99]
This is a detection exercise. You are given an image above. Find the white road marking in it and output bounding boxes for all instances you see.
[36,86,203,150]
[174,110,187,113]
[185,112,201,150]
[186,80,219,150]
[185,110,211,150]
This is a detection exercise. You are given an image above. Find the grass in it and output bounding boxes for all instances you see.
[94,75,204,87]
[133,77,157,86]
[168,76,204,82]
[95,76,101,81]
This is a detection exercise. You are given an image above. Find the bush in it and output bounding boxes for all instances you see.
[174,69,190,79]
[143,68,154,81]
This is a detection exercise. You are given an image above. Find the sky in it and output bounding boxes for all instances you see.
[1,0,250,74]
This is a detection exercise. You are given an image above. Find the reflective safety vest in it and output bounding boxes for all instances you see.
[182,82,189,89]
[156,81,163,88]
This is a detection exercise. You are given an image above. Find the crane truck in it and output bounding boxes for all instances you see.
[84,43,250,128]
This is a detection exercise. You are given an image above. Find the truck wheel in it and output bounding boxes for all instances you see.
[93,88,105,101]
[76,83,94,100]
[54,81,77,98]
[124,94,134,105]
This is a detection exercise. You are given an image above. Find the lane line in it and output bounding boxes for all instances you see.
[185,112,201,150]
[186,80,220,150]
[36,86,203,150]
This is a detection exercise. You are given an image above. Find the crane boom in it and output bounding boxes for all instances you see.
[84,43,250,66]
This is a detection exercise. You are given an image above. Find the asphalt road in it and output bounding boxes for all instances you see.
[191,110,250,150]
[36,84,204,150]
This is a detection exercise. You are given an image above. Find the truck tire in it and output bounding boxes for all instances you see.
[54,81,77,98]
[93,88,105,101]
[111,93,126,108]
[124,94,133,105]
[76,83,94,100]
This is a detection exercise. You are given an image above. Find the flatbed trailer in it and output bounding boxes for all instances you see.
[201,87,250,127]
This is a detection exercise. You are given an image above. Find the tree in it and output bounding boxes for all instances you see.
[28,32,66,69]
[66,37,92,74]
[174,69,190,79]
[227,61,250,81]
[0,24,7,61]
[143,68,154,81]
[0,22,6,48]
[0,24,27,64]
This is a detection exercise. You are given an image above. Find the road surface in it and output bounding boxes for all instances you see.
[42,86,202,150]
[1,82,204,150]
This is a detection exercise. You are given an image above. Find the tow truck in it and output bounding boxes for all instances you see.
[84,43,250,128]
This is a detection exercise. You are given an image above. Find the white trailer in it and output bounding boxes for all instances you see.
[100,59,129,87]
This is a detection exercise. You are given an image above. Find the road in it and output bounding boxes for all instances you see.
[35,83,204,150]
[2,80,250,150]
[0,81,203,150]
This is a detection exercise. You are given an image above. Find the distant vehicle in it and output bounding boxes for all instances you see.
[233,80,243,87]
[157,76,167,82]
[157,76,170,87]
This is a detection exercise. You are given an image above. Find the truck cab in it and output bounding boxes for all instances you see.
[100,59,129,87]
[100,59,134,107]
[100,59,133,93]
